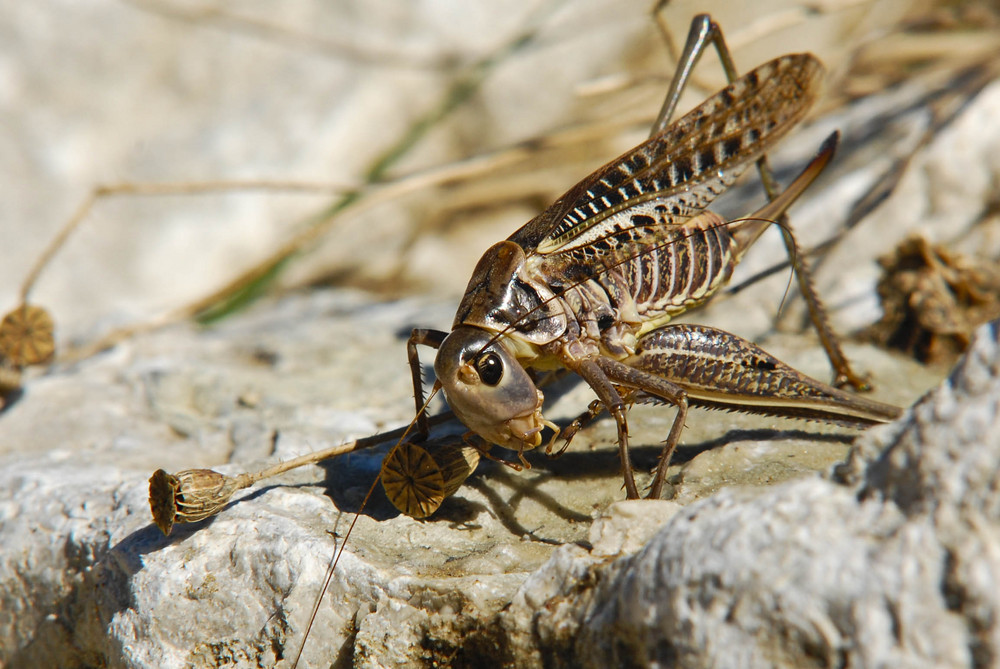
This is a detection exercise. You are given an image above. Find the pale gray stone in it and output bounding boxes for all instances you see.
[2,3,1000,669]
[498,320,1000,669]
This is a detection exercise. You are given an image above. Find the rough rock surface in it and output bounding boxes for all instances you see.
[3,3,1000,669]
[0,288,908,669]
[497,320,1000,669]
[3,317,996,669]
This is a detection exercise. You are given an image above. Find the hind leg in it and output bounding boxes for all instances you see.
[651,12,868,389]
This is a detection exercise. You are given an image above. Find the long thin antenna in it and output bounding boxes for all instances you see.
[290,383,442,668]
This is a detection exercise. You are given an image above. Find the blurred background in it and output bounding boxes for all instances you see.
[2,0,998,356]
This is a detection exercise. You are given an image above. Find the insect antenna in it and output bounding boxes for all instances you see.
[290,382,442,668]
[720,212,807,318]
[724,231,814,300]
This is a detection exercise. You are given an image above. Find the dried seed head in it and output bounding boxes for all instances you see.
[149,470,180,535]
[381,442,445,519]
[0,304,55,367]
[434,443,481,499]
[149,468,246,535]
[381,439,480,519]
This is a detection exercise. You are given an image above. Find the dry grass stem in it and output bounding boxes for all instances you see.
[18,180,358,305]
[122,0,454,70]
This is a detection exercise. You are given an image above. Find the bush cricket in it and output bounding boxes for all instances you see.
[148,13,903,666]
[284,13,905,666]
[405,15,898,500]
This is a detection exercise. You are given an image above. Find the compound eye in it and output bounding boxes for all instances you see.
[475,352,503,386]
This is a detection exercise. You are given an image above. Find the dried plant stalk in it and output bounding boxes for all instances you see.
[149,440,358,536]
[149,414,459,535]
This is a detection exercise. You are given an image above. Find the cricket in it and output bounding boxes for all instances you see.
[137,13,908,665]
[392,12,902,510]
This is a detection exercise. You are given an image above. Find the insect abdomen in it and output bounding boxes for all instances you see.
[532,209,740,354]
[623,210,737,319]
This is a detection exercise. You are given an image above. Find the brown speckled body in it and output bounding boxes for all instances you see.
[414,35,900,502]
[454,55,822,369]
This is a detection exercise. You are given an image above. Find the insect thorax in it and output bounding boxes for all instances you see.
[452,241,568,347]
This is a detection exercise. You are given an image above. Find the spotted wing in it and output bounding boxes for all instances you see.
[508,54,823,258]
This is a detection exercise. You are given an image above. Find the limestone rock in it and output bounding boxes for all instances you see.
[2,3,1000,668]
[499,321,1000,668]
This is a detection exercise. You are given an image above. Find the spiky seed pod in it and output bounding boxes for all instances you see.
[149,468,249,535]
[381,442,445,519]
[0,304,55,367]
